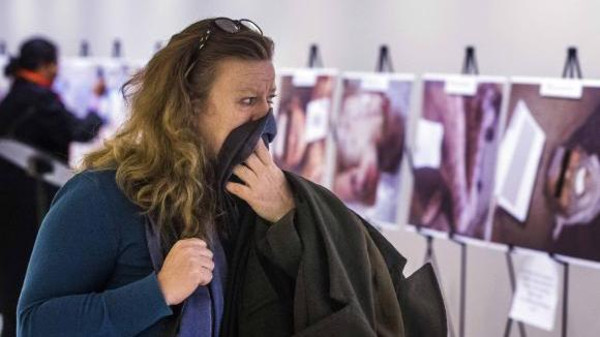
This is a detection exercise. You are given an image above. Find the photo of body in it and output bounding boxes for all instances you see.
[272,69,337,185]
[333,72,413,225]
[409,75,505,239]
[491,78,600,263]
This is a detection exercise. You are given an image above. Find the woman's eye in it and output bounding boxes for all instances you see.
[241,97,257,105]
[241,95,277,106]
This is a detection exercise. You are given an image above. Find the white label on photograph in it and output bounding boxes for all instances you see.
[509,254,559,331]
[413,118,444,169]
[495,100,545,222]
[444,76,477,96]
[292,71,318,87]
[304,98,330,143]
[273,113,288,158]
[540,79,583,99]
[360,75,390,92]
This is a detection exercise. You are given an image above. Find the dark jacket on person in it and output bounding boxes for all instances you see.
[0,77,103,164]
[1,77,103,337]
[214,111,447,337]
[220,172,447,337]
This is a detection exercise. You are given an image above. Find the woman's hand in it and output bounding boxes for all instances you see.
[157,238,214,306]
[227,140,295,223]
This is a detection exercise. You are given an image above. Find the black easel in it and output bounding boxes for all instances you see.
[503,48,579,337]
[445,45,480,337]
[550,253,569,337]
[376,45,394,73]
[79,40,90,57]
[307,44,323,68]
[550,46,580,337]
[408,47,479,337]
[462,46,479,75]
[112,39,122,58]
[452,234,467,337]
[562,47,582,79]
[503,245,528,337]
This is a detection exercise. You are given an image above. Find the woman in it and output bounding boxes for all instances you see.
[18,18,446,337]
[0,38,104,337]
[17,18,293,337]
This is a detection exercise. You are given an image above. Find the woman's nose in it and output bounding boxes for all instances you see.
[252,100,270,120]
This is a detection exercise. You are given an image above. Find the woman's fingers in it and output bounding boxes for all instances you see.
[244,152,263,171]
[255,140,272,165]
[226,182,252,201]
[232,164,258,186]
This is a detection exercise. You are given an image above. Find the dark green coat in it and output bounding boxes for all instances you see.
[221,172,447,337]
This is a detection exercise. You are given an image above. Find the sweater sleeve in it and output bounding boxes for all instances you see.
[254,209,302,278]
[43,95,104,143]
[17,173,172,337]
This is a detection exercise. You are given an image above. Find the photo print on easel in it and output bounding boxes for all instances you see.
[409,74,506,240]
[272,68,338,186]
[492,77,600,263]
[332,72,414,225]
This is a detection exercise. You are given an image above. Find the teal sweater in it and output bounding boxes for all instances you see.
[17,170,174,336]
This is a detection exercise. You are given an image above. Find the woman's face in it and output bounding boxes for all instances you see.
[198,58,276,156]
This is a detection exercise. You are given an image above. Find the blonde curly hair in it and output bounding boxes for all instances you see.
[82,18,273,245]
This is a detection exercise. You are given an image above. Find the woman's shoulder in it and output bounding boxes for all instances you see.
[45,169,144,240]
[53,169,139,215]
[59,169,120,198]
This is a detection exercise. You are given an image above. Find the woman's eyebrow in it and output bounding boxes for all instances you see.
[235,87,278,94]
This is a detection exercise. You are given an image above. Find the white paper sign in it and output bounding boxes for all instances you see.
[303,98,330,143]
[292,71,318,87]
[413,118,444,169]
[509,254,560,331]
[273,113,288,158]
[540,79,583,99]
[360,75,390,92]
[444,76,477,96]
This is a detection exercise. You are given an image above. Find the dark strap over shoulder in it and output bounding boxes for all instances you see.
[145,216,165,271]
[144,216,181,336]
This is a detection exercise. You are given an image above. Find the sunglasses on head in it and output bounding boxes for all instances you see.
[184,18,263,78]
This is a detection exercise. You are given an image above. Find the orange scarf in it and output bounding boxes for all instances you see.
[17,69,53,88]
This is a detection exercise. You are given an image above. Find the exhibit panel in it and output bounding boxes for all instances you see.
[332,72,414,226]
[272,68,338,186]
[408,74,507,240]
[491,77,600,263]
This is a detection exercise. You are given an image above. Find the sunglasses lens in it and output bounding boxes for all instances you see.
[239,19,263,35]
[215,18,239,33]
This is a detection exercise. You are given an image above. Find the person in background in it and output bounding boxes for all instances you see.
[0,37,105,163]
[0,37,104,337]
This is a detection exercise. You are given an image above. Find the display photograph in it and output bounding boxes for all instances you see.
[272,68,338,186]
[491,78,600,263]
[332,72,413,225]
[409,74,505,239]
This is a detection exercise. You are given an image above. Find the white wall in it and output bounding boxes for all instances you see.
[2,1,600,336]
